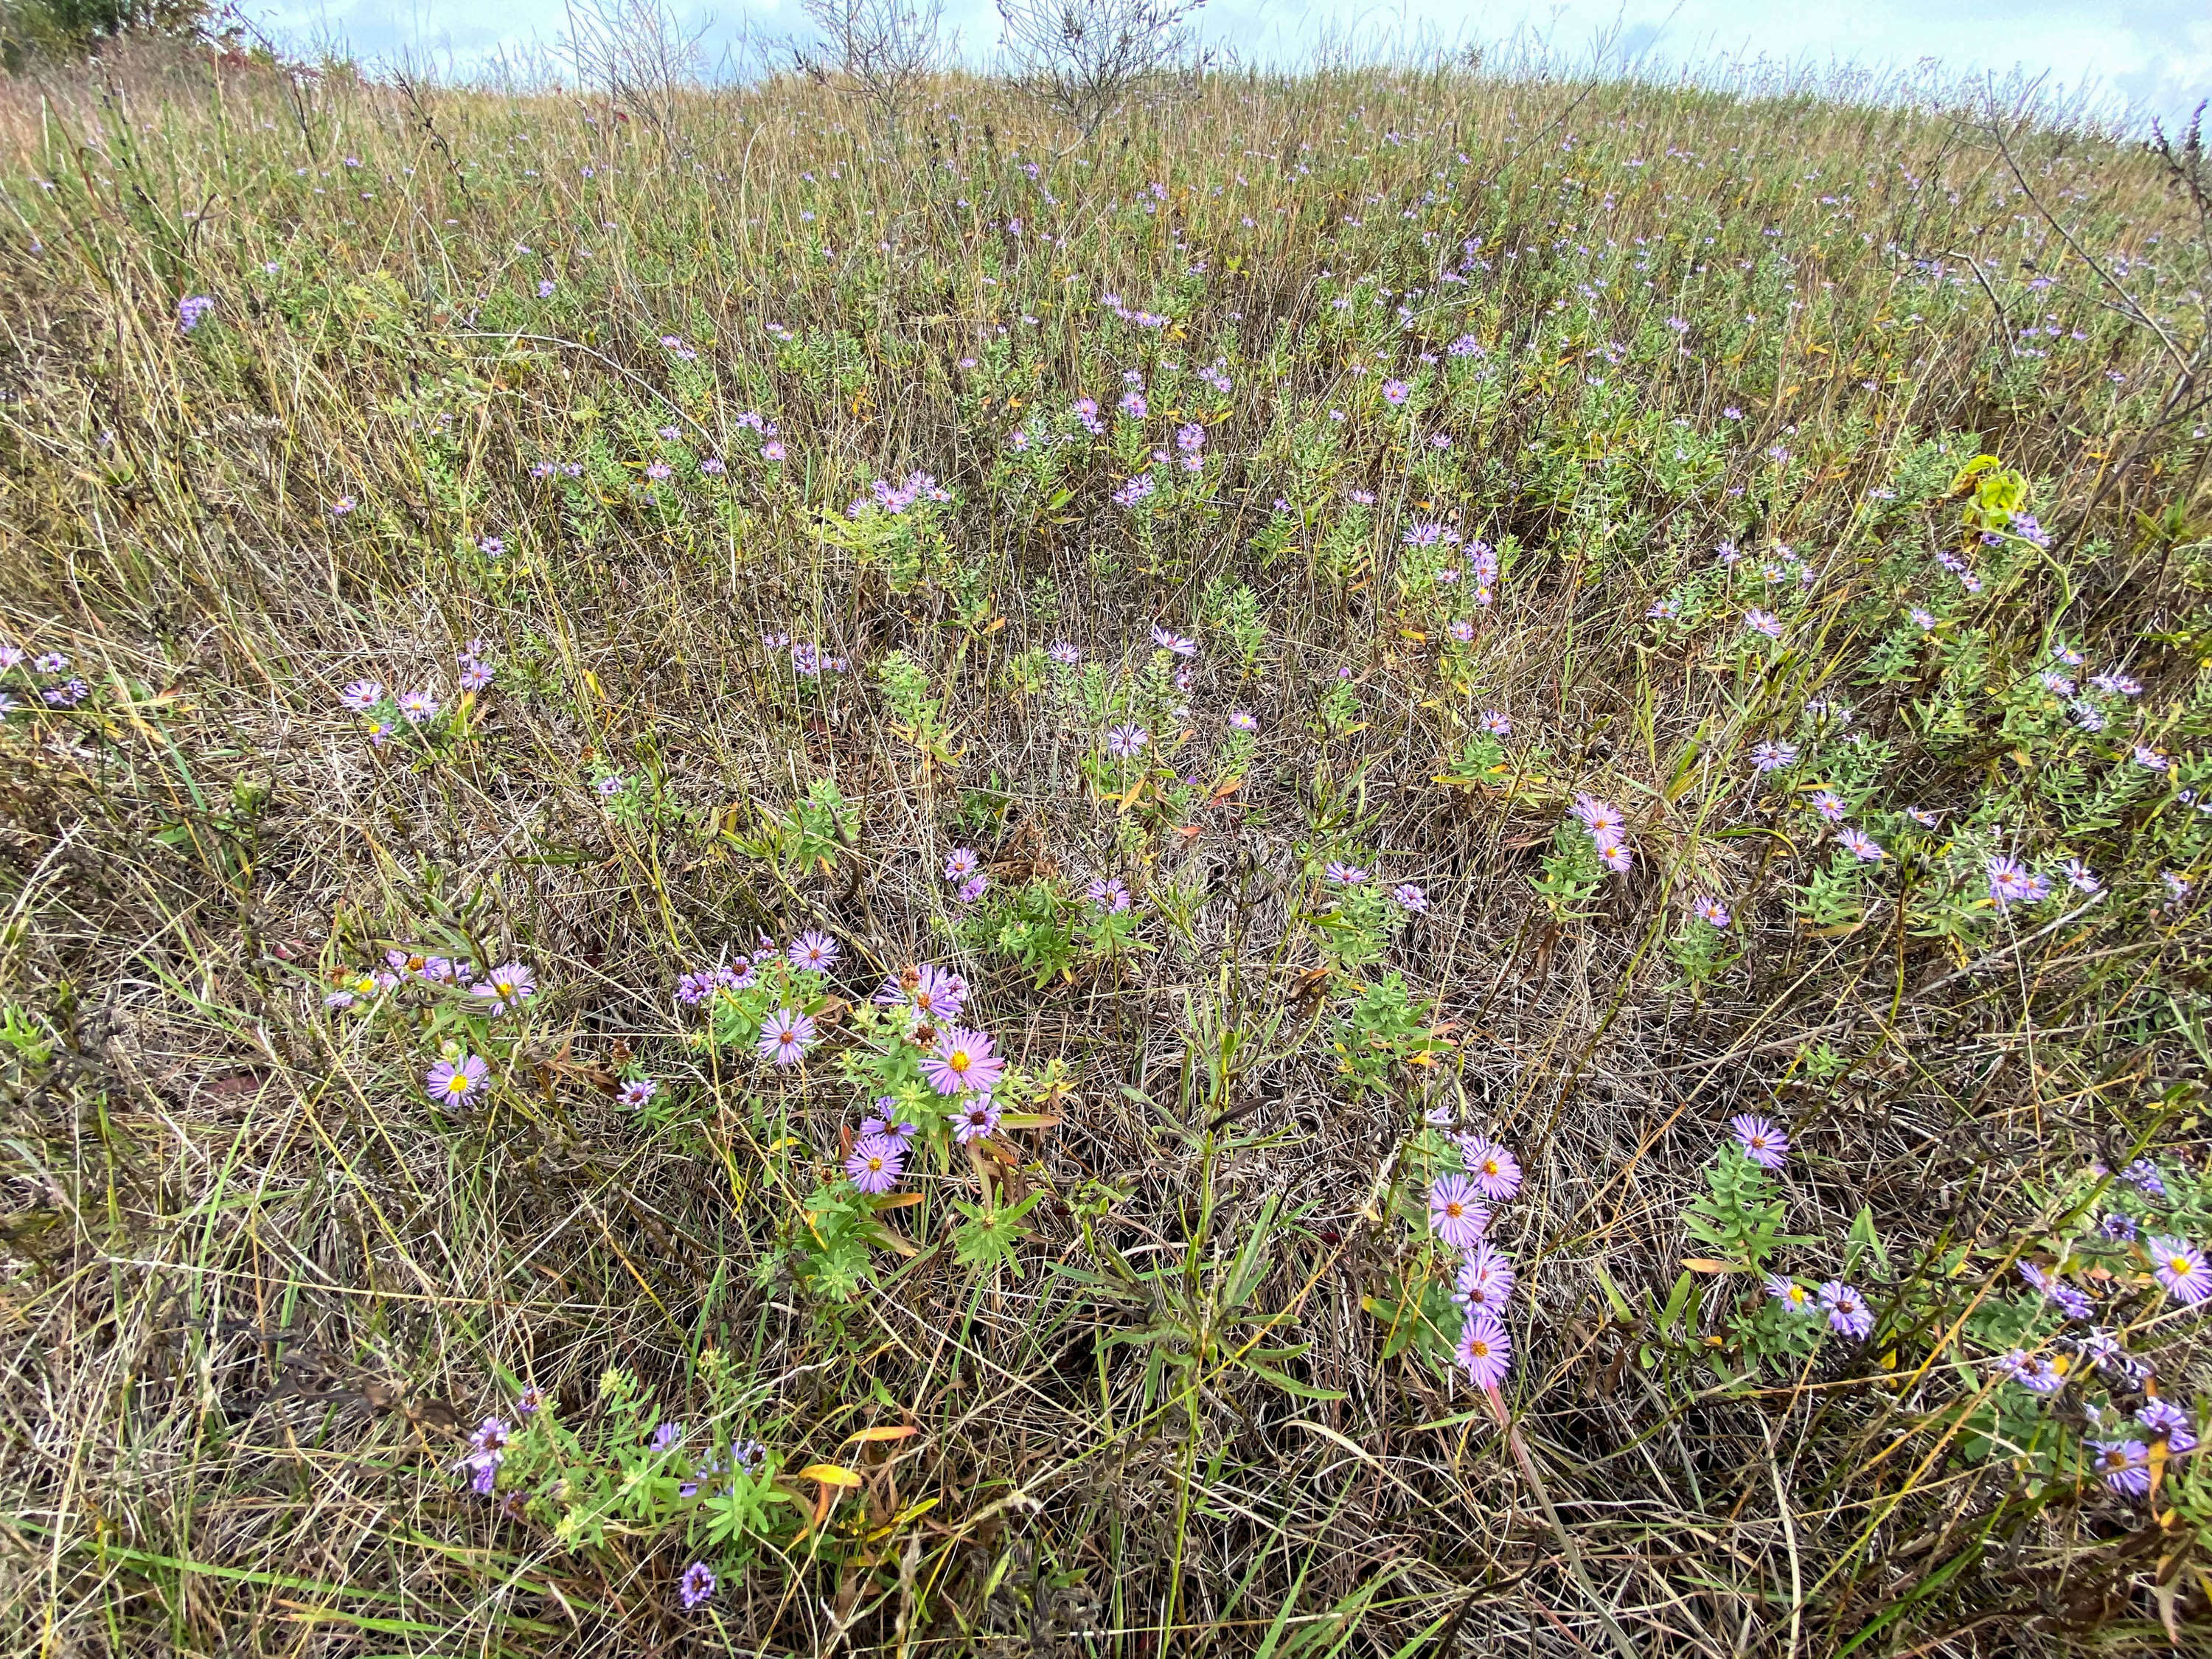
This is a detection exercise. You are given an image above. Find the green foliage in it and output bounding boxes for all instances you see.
[771,779,858,874]
[1531,818,1605,919]
[1329,973,1444,1096]
[1683,1143,1808,1272]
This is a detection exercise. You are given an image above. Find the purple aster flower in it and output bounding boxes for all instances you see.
[2090,669,2142,697]
[2075,1327,2129,1376]
[1767,1275,1815,1315]
[1744,608,1783,639]
[1428,1175,1489,1249]
[944,848,979,881]
[1480,709,1512,736]
[926,1026,1005,1096]
[397,689,439,724]
[1731,1115,1789,1169]
[1837,827,1885,863]
[2062,859,2101,893]
[762,440,786,462]
[1228,709,1258,731]
[1087,877,1131,912]
[789,931,839,972]
[473,962,537,1015]
[467,1415,509,1461]
[1987,857,2051,908]
[1808,790,1846,824]
[2088,1438,2151,1497]
[1455,1313,1512,1387]
[331,495,356,515]
[1818,1280,1874,1339]
[596,774,625,799]
[1105,723,1149,758]
[1380,378,1411,405]
[1571,795,1627,841]
[759,1009,815,1067]
[1458,1138,1522,1200]
[1394,883,1428,912]
[845,1133,905,1194]
[1596,836,1633,874]
[341,678,383,712]
[1692,894,1732,927]
[650,1421,684,1454]
[1150,625,1198,656]
[515,1385,546,1416]
[1748,740,1798,773]
[427,1054,489,1104]
[1048,641,1080,666]
[619,1079,657,1108]
[678,1561,716,1608]
[644,461,672,481]
[1452,1245,1517,1312]
[177,293,214,333]
[1325,860,1368,886]
[2123,1159,2168,1198]
[2139,1398,2197,1452]
[459,658,494,692]
[2101,1211,2138,1242]
[875,963,968,1022]
[2149,1237,2211,1303]
[1998,1349,2064,1394]
[949,1094,1003,1143]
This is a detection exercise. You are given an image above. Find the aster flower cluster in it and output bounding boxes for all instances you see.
[1421,1130,1526,1390]
[0,642,91,712]
[1990,1237,2205,1501]
[1571,793,1634,875]
[944,846,989,905]
[675,931,842,1070]
[1678,1119,1878,1348]
[849,470,950,518]
[761,632,847,675]
[832,961,1069,1212]
[335,641,498,746]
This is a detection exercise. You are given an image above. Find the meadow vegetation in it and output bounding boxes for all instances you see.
[1,22,2211,1655]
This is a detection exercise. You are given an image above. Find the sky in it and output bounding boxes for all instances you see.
[250,0,2211,130]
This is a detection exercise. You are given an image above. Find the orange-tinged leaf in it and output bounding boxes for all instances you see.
[843,1425,921,1445]
[799,1464,864,1486]
[1681,1259,1737,1275]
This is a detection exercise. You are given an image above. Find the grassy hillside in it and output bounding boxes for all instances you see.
[1,35,2210,1656]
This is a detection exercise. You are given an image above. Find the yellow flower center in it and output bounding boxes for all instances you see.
[1445,1201,1464,1218]
[2169,1256,2191,1273]
[445,1077,469,1096]
[948,1050,970,1072]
